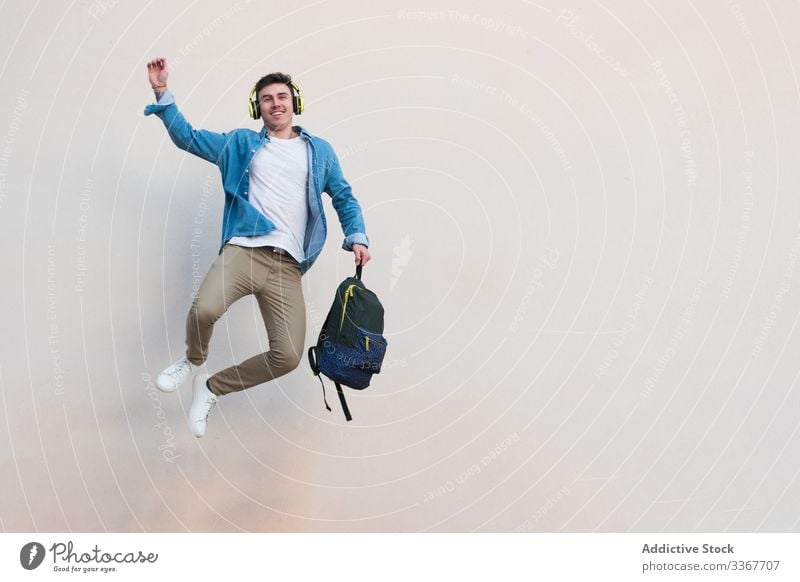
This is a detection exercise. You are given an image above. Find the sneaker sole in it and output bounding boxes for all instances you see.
[190,374,212,438]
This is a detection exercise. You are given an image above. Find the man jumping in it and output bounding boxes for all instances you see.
[144,57,371,437]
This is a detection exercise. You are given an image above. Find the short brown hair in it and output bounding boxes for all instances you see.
[254,72,294,98]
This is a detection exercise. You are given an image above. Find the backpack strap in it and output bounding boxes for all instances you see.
[307,346,319,375]
[307,346,332,413]
[307,295,356,422]
[318,376,332,413]
[335,382,353,422]
[356,264,362,280]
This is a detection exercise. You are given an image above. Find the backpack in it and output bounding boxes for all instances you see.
[307,265,387,421]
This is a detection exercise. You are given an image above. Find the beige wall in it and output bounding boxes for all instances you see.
[1,0,799,532]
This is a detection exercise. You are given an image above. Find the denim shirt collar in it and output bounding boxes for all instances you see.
[259,125,314,143]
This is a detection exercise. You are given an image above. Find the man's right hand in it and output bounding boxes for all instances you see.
[146,57,169,98]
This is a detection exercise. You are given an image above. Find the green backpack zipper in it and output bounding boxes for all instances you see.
[338,284,358,333]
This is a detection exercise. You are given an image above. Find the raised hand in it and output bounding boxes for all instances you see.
[146,57,169,97]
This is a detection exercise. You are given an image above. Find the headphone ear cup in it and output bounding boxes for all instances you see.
[290,81,303,115]
[248,87,259,120]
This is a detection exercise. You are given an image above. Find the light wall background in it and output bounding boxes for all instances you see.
[1,0,799,532]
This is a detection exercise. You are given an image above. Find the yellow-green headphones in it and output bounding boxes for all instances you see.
[248,79,304,120]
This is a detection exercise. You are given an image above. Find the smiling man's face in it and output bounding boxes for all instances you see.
[258,83,294,133]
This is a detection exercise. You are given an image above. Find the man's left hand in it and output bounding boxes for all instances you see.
[352,244,371,266]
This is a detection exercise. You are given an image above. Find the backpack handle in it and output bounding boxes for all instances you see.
[355,264,362,280]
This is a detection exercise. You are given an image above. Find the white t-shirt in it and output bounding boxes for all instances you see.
[228,135,309,263]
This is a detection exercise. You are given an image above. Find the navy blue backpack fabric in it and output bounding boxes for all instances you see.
[307,265,387,421]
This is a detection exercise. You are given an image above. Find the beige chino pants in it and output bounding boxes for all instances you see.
[185,244,306,396]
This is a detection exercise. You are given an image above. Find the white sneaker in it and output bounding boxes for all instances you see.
[189,374,219,438]
[156,357,197,392]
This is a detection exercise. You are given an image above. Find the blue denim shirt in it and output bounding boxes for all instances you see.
[144,90,369,274]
